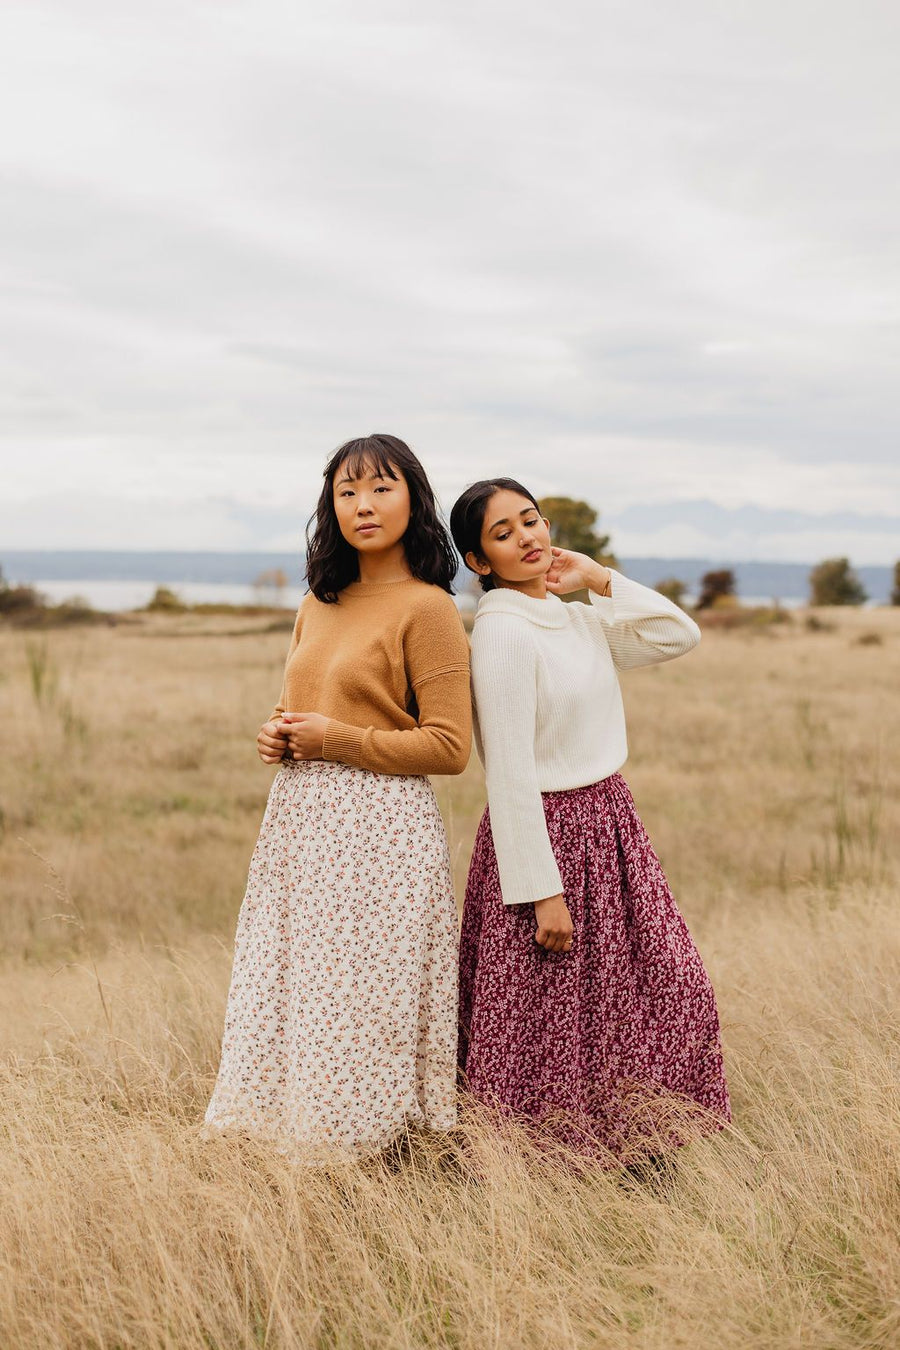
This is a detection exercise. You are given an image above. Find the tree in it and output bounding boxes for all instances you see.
[891,560,900,606]
[537,497,615,564]
[696,569,736,610]
[808,557,867,607]
[253,568,289,607]
[146,585,186,612]
[655,577,687,608]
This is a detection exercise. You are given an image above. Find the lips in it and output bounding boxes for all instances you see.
[356,524,380,534]
[521,548,542,562]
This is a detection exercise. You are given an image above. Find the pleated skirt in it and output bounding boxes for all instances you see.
[458,773,730,1159]
[205,759,458,1155]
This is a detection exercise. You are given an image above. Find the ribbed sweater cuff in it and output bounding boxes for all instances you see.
[322,720,364,766]
[501,863,564,907]
[599,569,675,623]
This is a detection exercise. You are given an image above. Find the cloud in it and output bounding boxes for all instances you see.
[0,0,898,557]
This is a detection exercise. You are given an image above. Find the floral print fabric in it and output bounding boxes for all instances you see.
[206,759,458,1154]
[459,773,730,1159]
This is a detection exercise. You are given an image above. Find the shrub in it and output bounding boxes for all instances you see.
[696,569,736,610]
[146,586,186,613]
[0,584,46,616]
[891,560,900,606]
[655,577,687,607]
[808,557,866,606]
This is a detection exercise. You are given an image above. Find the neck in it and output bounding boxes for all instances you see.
[357,541,414,584]
[493,575,548,600]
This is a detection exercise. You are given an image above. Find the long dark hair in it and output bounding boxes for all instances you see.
[449,478,542,592]
[305,434,458,603]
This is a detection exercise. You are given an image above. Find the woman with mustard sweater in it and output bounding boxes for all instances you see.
[206,436,471,1155]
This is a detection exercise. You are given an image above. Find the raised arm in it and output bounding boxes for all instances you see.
[587,569,701,671]
[471,616,563,907]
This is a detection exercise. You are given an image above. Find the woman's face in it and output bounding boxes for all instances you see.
[468,489,553,587]
[332,459,412,554]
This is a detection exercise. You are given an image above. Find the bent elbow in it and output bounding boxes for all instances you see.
[428,730,471,776]
[683,617,702,652]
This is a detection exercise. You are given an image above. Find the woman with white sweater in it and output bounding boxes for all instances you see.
[449,478,730,1161]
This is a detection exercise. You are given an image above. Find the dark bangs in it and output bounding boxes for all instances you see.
[331,437,401,489]
[305,434,458,603]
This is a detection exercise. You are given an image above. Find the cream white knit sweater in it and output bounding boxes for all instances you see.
[470,569,701,906]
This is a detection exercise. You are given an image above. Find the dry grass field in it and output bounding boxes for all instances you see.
[1,604,898,1349]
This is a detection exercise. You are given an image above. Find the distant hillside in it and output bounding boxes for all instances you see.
[1,550,894,603]
[617,558,893,604]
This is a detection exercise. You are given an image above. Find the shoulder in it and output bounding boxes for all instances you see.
[471,608,539,669]
[473,589,569,638]
[294,590,330,625]
[404,580,460,617]
[400,584,469,666]
[401,582,467,637]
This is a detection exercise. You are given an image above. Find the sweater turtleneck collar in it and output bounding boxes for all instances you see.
[474,586,571,629]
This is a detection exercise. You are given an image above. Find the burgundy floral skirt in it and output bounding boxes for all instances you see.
[458,773,731,1159]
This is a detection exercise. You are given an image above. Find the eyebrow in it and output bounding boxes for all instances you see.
[487,507,537,533]
[336,472,388,487]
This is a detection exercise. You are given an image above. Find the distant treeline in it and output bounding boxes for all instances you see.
[3,550,896,603]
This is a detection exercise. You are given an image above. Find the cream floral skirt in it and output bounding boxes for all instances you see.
[205,759,459,1154]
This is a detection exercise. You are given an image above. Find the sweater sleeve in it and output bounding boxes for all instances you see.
[471,616,563,907]
[269,602,305,721]
[321,594,472,776]
[587,569,701,671]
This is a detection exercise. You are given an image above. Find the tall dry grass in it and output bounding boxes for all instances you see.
[1,605,898,1348]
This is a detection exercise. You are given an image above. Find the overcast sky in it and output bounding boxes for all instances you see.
[1,0,898,562]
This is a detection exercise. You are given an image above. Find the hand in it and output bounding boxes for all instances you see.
[545,548,610,597]
[277,712,330,761]
[534,894,574,953]
[257,719,288,765]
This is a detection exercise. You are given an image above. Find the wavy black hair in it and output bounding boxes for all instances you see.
[449,477,542,592]
[305,434,458,603]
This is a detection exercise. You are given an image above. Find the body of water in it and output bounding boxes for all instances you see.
[21,577,814,614]
[3,551,894,610]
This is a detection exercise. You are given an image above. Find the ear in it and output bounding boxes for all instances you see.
[465,549,492,578]
[542,516,551,531]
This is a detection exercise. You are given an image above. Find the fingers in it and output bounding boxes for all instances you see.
[258,737,286,755]
[535,928,574,953]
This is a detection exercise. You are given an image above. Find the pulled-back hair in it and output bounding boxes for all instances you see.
[305,434,458,603]
[449,478,542,592]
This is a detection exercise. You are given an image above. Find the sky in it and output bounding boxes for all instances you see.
[1,0,898,563]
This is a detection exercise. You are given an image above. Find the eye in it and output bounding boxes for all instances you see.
[524,517,538,526]
[375,485,391,493]
[497,531,511,541]
[339,489,354,497]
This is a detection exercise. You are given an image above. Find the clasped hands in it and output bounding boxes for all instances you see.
[257,712,330,764]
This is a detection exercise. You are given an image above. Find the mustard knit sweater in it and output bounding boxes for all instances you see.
[271,578,472,777]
